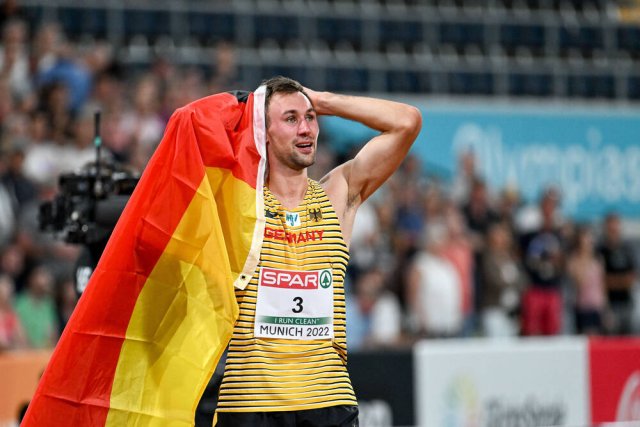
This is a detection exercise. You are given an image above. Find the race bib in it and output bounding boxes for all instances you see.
[254,267,334,340]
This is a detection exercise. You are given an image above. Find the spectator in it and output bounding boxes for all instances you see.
[63,107,108,172]
[0,0,26,27]
[14,265,59,348]
[441,202,475,336]
[0,157,16,246]
[480,221,527,337]
[346,269,403,351]
[36,80,72,146]
[567,226,607,335]
[347,201,377,278]
[31,22,63,76]
[423,183,445,224]
[1,138,37,212]
[36,40,92,114]
[397,154,427,189]
[156,60,203,126]
[208,41,240,94]
[597,213,637,335]
[0,76,14,123]
[407,222,463,338]
[21,110,59,186]
[515,185,564,235]
[115,75,165,171]
[460,176,500,329]
[0,273,27,350]
[374,186,409,306]
[0,18,32,103]
[395,181,424,247]
[462,176,499,252]
[0,243,26,292]
[92,72,132,163]
[519,188,566,336]
[450,148,477,206]
[496,186,521,233]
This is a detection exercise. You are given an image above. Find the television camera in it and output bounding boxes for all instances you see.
[38,112,140,293]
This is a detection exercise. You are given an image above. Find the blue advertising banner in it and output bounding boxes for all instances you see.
[322,102,640,221]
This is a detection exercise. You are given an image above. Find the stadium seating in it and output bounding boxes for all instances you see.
[18,0,638,99]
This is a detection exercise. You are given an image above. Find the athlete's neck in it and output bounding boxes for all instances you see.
[266,168,308,210]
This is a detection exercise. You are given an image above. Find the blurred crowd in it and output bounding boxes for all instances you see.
[339,149,639,350]
[0,16,638,354]
[0,15,241,352]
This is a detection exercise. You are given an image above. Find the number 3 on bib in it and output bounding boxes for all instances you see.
[292,297,303,313]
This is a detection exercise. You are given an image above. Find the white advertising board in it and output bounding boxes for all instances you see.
[414,337,589,427]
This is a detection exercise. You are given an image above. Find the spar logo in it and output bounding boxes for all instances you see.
[616,371,640,421]
[260,267,332,290]
[320,270,332,288]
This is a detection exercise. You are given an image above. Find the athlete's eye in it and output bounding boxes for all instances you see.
[305,113,316,122]
[285,116,297,124]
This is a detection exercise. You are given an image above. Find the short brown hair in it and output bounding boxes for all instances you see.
[261,76,310,127]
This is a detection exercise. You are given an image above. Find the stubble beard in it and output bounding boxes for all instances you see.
[268,136,317,171]
[289,150,316,170]
[277,138,316,171]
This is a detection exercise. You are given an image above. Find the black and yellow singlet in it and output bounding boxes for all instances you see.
[216,178,357,412]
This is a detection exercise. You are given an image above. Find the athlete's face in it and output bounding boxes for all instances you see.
[266,92,319,171]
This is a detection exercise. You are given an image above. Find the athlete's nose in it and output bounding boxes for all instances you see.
[298,118,311,135]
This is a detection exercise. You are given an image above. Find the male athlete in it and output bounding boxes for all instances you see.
[215,76,422,427]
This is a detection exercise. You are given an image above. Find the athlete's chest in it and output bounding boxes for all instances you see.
[260,186,340,265]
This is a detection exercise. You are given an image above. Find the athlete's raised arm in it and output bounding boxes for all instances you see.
[306,88,422,244]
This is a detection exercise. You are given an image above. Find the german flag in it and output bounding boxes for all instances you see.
[22,88,267,426]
